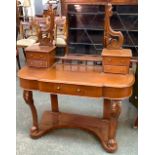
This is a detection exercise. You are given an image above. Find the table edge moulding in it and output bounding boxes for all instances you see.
[18,2,135,153]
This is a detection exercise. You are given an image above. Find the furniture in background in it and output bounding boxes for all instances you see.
[61,0,137,59]
[55,16,68,55]
[16,49,21,69]
[17,1,21,69]
[16,21,39,67]
[17,0,24,21]
[23,0,31,21]
[18,3,135,153]
[129,63,138,128]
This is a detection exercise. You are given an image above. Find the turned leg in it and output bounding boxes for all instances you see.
[50,94,59,112]
[23,90,39,133]
[103,99,111,119]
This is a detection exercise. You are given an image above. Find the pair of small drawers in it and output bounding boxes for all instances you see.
[39,82,102,97]
[102,49,132,74]
[25,45,56,68]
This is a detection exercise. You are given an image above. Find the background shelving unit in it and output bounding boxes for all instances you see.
[67,5,138,57]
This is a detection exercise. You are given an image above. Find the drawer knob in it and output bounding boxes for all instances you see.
[57,86,60,90]
[77,88,81,92]
[108,58,112,62]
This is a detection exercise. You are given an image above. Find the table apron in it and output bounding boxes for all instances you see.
[19,78,132,99]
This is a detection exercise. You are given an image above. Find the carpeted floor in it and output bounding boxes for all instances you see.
[16,51,138,155]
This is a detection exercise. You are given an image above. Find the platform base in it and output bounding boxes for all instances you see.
[29,111,117,153]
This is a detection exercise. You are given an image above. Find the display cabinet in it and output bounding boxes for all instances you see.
[67,4,138,57]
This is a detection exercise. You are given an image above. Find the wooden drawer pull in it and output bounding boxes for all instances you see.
[107,58,112,62]
[77,88,81,92]
[57,86,61,90]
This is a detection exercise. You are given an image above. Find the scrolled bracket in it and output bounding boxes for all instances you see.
[39,6,55,47]
[104,3,124,49]
[23,90,39,133]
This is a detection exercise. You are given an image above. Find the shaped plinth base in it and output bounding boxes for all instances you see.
[29,111,117,153]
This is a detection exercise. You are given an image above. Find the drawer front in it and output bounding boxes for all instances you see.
[104,65,129,74]
[62,84,102,97]
[26,52,48,60]
[39,82,102,97]
[103,57,130,66]
[27,59,49,68]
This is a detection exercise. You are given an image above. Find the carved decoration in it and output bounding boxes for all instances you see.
[110,100,121,118]
[104,100,121,152]
[38,6,55,46]
[30,20,42,41]
[104,3,124,49]
[23,90,39,133]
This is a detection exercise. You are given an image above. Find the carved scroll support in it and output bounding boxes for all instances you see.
[103,99,121,152]
[104,3,124,49]
[23,90,39,134]
[38,6,55,47]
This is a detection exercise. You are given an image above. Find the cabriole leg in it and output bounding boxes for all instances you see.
[23,90,39,133]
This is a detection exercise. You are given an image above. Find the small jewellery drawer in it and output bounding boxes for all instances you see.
[104,65,129,74]
[103,57,130,66]
[25,45,56,68]
[101,48,132,74]
[39,82,102,97]
[26,52,47,60]
[27,59,49,68]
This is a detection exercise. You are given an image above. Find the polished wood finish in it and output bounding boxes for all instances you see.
[37,6,55,46]
[23,90,39,133]
[107,100,121,151]
[103,65,129,74]
[18,62,134,152]
[102,49,132,74]
[18,64,134,153]
[18,2,135,153]
[25,45,56,68]
[21,89,122,153]
[40,82,103,97]
[50,94,59,112]
[18,64,134,87]
[104,3,124,49]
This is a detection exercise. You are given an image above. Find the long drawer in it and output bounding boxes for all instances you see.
[39,82,103,97]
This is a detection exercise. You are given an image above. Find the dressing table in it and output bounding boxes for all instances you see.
[18,3,135,153]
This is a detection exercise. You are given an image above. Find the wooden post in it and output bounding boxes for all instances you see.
[50,94,59,112]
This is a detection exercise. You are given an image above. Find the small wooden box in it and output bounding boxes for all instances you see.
[25,45,56,68]
[102,49,132,74]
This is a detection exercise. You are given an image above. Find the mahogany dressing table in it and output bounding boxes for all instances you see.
[18,3,135,153]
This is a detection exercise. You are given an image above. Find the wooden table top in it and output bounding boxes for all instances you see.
[18,63,135,88]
